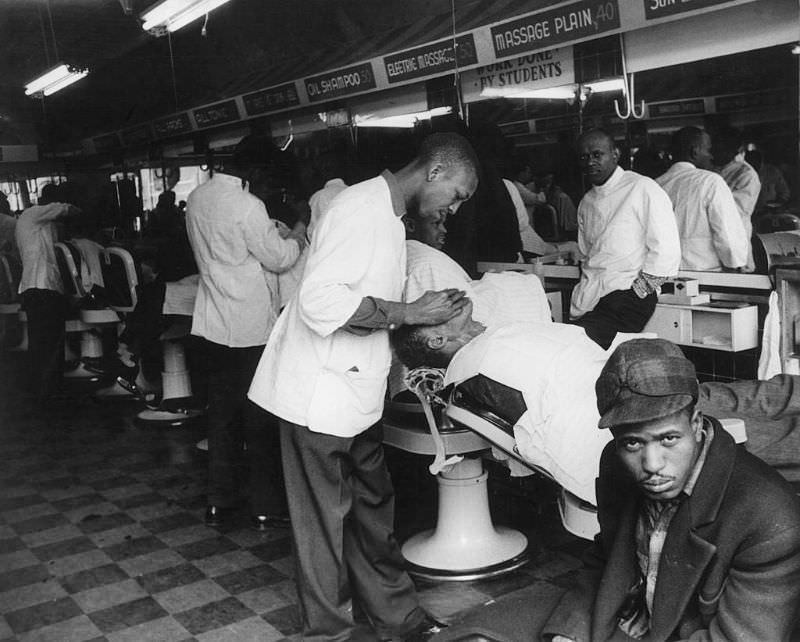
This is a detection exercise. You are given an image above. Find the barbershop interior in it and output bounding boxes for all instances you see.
[2,0,800,640]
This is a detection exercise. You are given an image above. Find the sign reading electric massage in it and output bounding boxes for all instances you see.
[304,63,376,103]
[490,0,620,58]
[383,35,478,84]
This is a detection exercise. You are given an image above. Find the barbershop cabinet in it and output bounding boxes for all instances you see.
[644,302,758,352]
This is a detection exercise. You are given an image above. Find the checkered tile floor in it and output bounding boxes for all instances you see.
[0,354,586,642]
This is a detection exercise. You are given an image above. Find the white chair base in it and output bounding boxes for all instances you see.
[383,411,529,581]
[137,407,205,427]
[401,457,528,581]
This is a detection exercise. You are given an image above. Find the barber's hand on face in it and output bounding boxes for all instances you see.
[405,289,468,325]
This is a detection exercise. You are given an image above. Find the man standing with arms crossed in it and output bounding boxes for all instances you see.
[249,133,479,641]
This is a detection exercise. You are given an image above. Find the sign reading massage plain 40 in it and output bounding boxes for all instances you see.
[490,0,620,58]
[460,47,574,103]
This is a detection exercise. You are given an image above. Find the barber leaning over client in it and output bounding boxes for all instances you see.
[569,129,681,350]
[543,338,800,642]
[248,132,479,642]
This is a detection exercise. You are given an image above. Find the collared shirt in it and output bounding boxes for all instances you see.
[570,167,680,319]
[618,423,715,638]
[503,179,552,256]
[444,322,614,504]
[308,178,348,238]
[185,172,301,347]
[248,172,406,437]
[16,202,71,294]
[719,159,760,271]
[656,162,748,271]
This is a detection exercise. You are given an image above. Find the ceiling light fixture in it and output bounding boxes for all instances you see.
[141,0,232,33]
[482,78,625,101]
[24,63,89,97]
[353,106,453,128]
[792,42,800,55]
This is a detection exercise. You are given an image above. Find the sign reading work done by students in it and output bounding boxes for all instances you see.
[461,47,574,102]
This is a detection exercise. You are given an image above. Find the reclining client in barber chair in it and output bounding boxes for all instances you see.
[392,304,622,505]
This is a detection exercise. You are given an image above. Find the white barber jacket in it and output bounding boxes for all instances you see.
[656,162,748,271]
[16,202,71,294]
[186,172,301,347]
[570,167,680,319]
[249,175,406,437]
[444,322,613,504]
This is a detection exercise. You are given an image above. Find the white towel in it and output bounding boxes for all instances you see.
[758,290,782,379]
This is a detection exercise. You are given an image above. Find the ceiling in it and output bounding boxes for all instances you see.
[0,0,550,149]
[0,1,795,153]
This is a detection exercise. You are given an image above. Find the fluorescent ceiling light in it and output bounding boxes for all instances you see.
[481,85,577,100]
[354,106,452,128]
[584,78,625,93]
[25,63,89,97]
[141,0,232,33]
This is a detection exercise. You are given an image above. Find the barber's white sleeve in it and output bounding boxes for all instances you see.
[243,202,301,274]
[641,185,681,278]
[298,207,371,338]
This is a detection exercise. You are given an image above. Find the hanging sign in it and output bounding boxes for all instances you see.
[93,133,121,151]
[153,112,193,138]
[383,34,478,84]
[242,82,301,116]
[460,47,574,102]
[120,123,152,146]
[648,98,706,118]
[644,0,750,20]
[193,100,240,128]
[304,63,377,103]
[490,0,620,59]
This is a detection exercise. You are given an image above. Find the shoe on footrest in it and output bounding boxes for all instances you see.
[382,615,447,642]
[115,377,159,408]
[204,505,240,527]
[251,514,290,531]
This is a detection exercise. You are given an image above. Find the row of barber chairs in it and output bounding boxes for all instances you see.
[0,243,203,427]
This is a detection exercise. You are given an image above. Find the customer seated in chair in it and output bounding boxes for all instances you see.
[392,306,625,505]
[542,338,800,642]
[389,205,555,400]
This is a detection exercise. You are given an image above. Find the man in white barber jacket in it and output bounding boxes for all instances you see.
[249,133,479,642]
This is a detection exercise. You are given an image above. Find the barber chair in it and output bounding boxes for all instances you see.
[55,242,120,381]
[0,253,26,350]
[94,247,142,399]
[383,369,529,581]
[135,315,205,427]
[754,213,800,235]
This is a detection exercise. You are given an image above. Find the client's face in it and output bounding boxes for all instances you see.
[415,208,448,250]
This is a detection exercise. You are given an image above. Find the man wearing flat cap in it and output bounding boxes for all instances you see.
[543,338,800,642]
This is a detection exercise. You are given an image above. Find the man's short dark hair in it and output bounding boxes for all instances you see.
[713,127,744,166]
[671,126,705,162]
[39,183,61,205]
[577,128,616,149]
[229,135,281,175]
[416,133,478,174]
[391,325,451,369]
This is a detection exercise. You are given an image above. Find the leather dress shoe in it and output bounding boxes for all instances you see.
[204,505,238,527]
[251,514,291,531]
[382,615,447,642]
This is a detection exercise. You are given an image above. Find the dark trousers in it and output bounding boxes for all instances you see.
[571,288,657,350]
[202,339,286,515]
[280,421,424,642]
[21,288,68,401]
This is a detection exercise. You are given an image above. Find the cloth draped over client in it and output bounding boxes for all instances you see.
[443,322,625,505]
[388,239,552,399]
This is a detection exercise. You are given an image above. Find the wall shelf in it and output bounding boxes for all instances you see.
[643,302,758,352]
